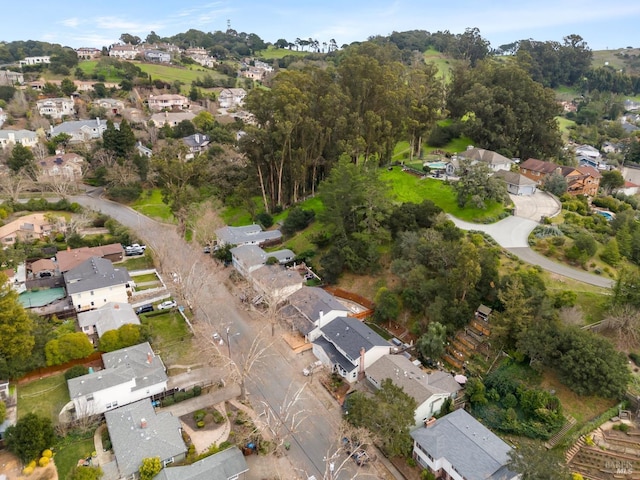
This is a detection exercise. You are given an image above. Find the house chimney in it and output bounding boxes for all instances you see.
[147,352,152,364]
[140,418,147,428]
[96,117,101,127]
[425,417,437,428]
[318,310,324,327]
[358,347,366,379]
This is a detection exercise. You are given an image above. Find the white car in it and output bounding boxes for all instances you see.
[212,333,224,345]
[158,300,177,310]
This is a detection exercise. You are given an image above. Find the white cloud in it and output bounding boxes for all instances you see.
[94,16,164,35]
[60,17,80,28]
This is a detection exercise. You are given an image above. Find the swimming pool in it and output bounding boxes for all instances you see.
[595,210,615,221]
[19,287,66,308]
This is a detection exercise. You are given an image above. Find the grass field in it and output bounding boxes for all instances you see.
[134,62,227,85]
[17,373,70,423]
[141,311,193,365]
[130,273,158,283]
[132,189,174,222]
[380,167,505,221]
[392,136,474,163]
[121,253,155,270]
[55,436,95,480]
[424,48,455,82]
[256,47,309,60]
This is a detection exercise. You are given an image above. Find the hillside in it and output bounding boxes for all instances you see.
[592,47,640,75]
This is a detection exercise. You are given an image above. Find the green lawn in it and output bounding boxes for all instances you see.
[17,373,70,423]
[134,62,227,85]
[132,189,174,222]
[76,60,123,83]
[130,273,158,283]
[256,47,309,60]
[55,436,95,480]
[380,167,505,221]
[556,116,576,141]
[121,253,155,270]
[141,311,192,365]
[423,48,455,82]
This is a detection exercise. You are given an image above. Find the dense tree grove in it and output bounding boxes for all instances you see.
[5,413,55,463]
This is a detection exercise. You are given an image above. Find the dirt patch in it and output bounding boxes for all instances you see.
[0,451,58,480]
[180,406,226,432]
[389,456,422,480]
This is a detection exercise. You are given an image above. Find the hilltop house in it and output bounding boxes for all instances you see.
[0,213,64,246]
[520,158,601,196]
[455,146,514,172]
[150,111,195,128]
[77,302,140,339]
[36,97,74,119]
[312,316,390,383]
[109,44,140,60]
[230,245,295,277]
[153,447,249,480]
[106,399,185,478]
[64,256,132,312]
[493,170,537,196]
[411,409,518,480]
[0,70,24,86]
[0,129,38,149]
[19,56,50,66]
[182,133,210,159]
[218,88,247,109]
[50,118,113,142]
[76,47,101,60]
[215,224,282,248]
[67,342,167,418]
[95,98,125,115]
[366,354,462,427]
[144,50,171,63]
[56,243,124,273]
[148,94,189,111]
[282,286,350,342]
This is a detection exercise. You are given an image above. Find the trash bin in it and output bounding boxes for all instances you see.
[284,441,291,451]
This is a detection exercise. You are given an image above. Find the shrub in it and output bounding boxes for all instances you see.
[256,212,274,228]
[162,396,175,406]
[630,352,640,366]
[282,207,315,235]
[42,449,53,458]
[196,421,205,429]
[64,365,89,381]
[194,410,206,422]
[193,385,202,396]
[38,457,49,467]
[212,410,225,424]
[406,457,417,467]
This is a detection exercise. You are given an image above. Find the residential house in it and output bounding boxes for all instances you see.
[64,256,132,312]
[19,56,50,66]
[616,180,640,196]
[0,129,38,149]
[411,409,518,480]
[150,111,195,128]
[218,88,247,109]
[250,264,304,302]
[230,245,295,277]
[77,302,140,339]
[29,258,57,278]
[575,144,601,160]
[182,133,210,159]
[68,343,168,418]
[312,316,390,383]
[560,165,601,196]
[0,70,24,86]
[185,48,217,68]
[96,98,125,115]
[577,155,610,170]
[0,213,64,246]
[455,146,514,172]
[3,264,26,293]
[0,108,5,128]
[56,243,124,273]
[50,118,114,142]
[76,47,101,60]
[240,67,268,81]
[148,94,189,111]
[602,141,621,154]
[493,170,537,196]
[519,158,559,183]
[36,97,75,119]
[136,141,152,158]
[109,44,140,60]
[367,355,462,427]
[144,50,171,63]
[105,399,185,477]
[153,447,249,480]
[37,152,84,181]
[215,224,282,248]
[282,286,349,341]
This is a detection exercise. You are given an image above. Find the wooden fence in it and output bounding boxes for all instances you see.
[17,351,104,384]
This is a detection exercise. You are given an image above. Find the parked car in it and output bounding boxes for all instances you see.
[203,245,211,254]
[136,304,154,314]
[213,332,224,345]
[125,243,146,256]
[158,300,177,310]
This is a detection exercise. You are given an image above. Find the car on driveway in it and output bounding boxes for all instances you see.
[158,300,177,310]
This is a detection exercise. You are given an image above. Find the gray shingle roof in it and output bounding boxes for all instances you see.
[182,133,210,148]
[319,316,389,360]
[215,224,281,246]
[51,118,115,136]
[410,409,516,480]
[459,148,514,166]
[231,245,266,267]
[367,355,460,405]
[77,302,140,337]
[0,129,37,141]
[287,286,348,322]
[493,170,537,187]
[153,447,248,480]
[106,399,185,477]
[64,256,131,295]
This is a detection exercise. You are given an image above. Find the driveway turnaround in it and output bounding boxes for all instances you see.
[510,191,561,222]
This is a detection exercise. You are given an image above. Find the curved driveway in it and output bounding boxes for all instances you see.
[448,192,614,289]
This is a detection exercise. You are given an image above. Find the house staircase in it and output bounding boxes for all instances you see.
[565,435,586,463]
[442,311,491,371]
[544,415,576,449]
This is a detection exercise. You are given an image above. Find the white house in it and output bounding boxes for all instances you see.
[144,50,171,63]
[575,144,601,160]
[218,88,247,109]
[64,256,132,312]
[0,108,6,128]
[312,316,390,383]
[109,44,140,60]
[77,302,140,338]
[67,342,167,418]
[493,170,537,196]
[106,399,185,477]
[150,111,195,128]
[366,355,462,427]
[37,152,84,181]
[95,98,125,115]
[50,118,113,143]
[411,409,519,480]
[283,286,349,341]
[148,94,189,111]
[230,245,295,277]
[19,56,50,66]
[0,129,38,149]
[455,146,514,172]
[36,97,75,119]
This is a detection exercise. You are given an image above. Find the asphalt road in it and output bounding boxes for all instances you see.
[72,190,347,479]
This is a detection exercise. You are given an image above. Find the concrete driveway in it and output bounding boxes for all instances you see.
[510,191,561,221]
[448,215,538,248]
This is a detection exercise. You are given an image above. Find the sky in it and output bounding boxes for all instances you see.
[2,0,640,52]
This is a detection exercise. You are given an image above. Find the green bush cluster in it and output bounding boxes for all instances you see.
[630,352,640,366]
[161,385,202,407]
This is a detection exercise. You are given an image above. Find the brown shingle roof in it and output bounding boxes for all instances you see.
[520,158,558,174]
[56,243,124,272]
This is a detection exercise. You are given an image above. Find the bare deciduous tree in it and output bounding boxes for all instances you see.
[259,382,310,455]
[0,172,33,202]
[32,142,48,162]
[37,172,79,199]
[188,199,226,248]
[104,159,140,186]
[602,305,640,349]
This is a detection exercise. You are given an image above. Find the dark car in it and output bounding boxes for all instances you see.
[136,304,154,314]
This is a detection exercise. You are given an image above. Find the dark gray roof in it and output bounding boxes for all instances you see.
[215,224,282,246]
[459,148,514,166]
[281,304,316,335]
[287,287,348,322]
[51,118,115,136]
[77,302,140,337]
[493,170,537,187]
[410,409,516,480]
[268,249,295,263]
[182,133,210,148]
[231,245,266,267]
[313,335,355,372]
[64,256,131,295]
[106,399,185,477]
[153,447,248,480]
[68,342,166,398]
[319,316,389,360]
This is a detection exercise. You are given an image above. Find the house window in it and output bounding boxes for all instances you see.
[90,291,94,296]
[163,457,174,467]
[86,394,93,402]
[90,301,94,307]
